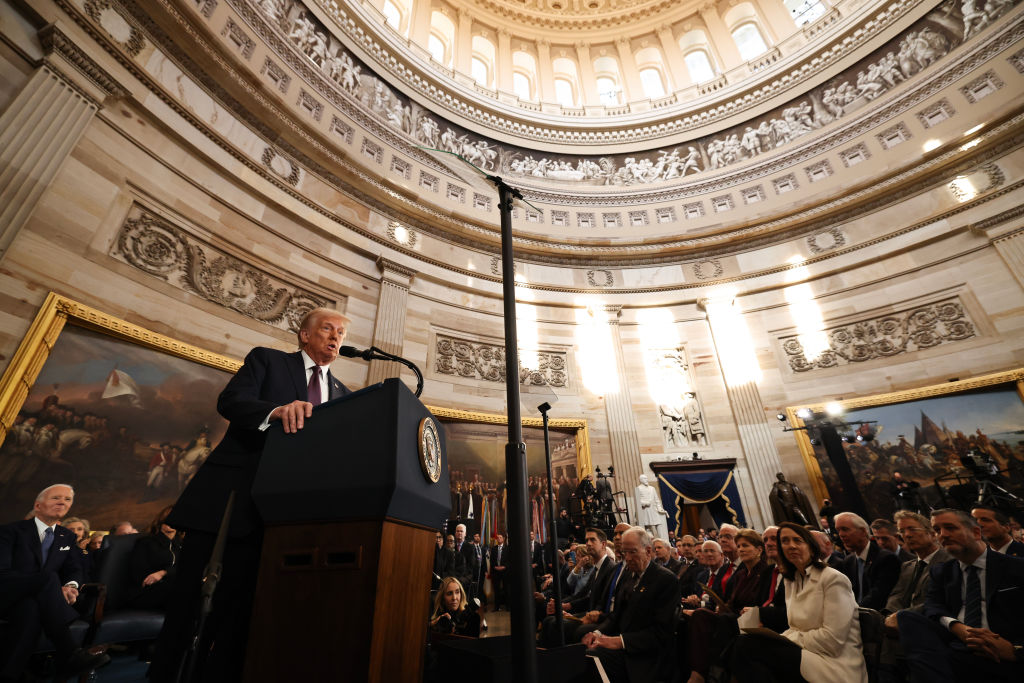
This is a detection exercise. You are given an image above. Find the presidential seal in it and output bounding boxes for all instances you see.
[418,416,442,483]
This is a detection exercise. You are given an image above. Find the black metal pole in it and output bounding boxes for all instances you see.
[494,178,538,683]
[539,403,564,646]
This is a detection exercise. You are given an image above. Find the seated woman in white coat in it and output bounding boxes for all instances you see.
[730,522,868,683]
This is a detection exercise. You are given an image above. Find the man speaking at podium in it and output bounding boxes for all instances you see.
[151,308,351,683]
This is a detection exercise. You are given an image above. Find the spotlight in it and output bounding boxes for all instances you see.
[796,408,812,420]
[809,437,820,446]
[824,402,844,417]
[776,413,787,422]
[841,434,851,443]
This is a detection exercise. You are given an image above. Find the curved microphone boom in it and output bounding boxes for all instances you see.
[339,345,424,397]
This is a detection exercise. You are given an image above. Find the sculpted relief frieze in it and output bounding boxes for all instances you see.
[434,333,568,388]
[232,0,1016,192]
[652,348,709,450]
[779,296,977,372]
[110,205,333,332]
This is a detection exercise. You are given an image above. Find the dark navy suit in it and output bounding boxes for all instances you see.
[0,519,83,677]
[152,347,350,683]
[899,548,1024,682]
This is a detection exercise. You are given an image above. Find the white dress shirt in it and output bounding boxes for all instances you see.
[259,350,330,430]
[35,517,78,588]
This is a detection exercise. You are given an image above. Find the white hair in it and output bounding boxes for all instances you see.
[701,540,723,553]
[835,512,870,532]
[719,524,739,534]
[36,484,74,502]
[623,526,652,548]
[455,523,467,532]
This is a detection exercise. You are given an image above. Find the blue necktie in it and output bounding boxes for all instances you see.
[41,527,54,564]
[856,557,865,600]
[964,565,982,628]
[605,564,624,612]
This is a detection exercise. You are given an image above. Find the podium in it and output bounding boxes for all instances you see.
[244,378,450,683]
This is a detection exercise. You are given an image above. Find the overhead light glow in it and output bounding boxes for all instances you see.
[963,124,983,136]
[637,308,687,407]
[824,401,844,416]
[949,176,977,202]
[784,258,830,364]
[704,295,762,386]
[796,407,813,420]
[960,138,982,151]
[575,300,619,397]
[922,139,942,152]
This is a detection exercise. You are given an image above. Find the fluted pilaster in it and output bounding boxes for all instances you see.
[599,305,644,519]
[367,258,416,385]
[991,228,1024,291]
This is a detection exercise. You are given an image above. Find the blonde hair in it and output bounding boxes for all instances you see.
[295,308,349,347]
[432,576,468,618]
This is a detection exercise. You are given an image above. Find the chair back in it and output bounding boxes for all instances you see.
[94,534,142,611]
[858,607,884,683]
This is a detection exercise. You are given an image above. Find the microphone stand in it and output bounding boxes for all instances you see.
[349,346,424,397]
[538,402,564,646]
[176,491,235,683]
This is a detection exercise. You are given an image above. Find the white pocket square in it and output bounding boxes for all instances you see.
[59,546,70,551]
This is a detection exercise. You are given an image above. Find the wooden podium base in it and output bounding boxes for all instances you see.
[243,519,435,683]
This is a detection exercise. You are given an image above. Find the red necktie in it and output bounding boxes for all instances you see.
[307,367,322,406]
[722,563,734,587]
[763,567,779,606]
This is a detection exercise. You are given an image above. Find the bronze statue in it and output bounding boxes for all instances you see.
[768,472,820,528]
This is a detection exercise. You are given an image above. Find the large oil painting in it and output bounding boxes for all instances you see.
[0,294,238,531]
[791,370,1024,520]
[430,407,590,544]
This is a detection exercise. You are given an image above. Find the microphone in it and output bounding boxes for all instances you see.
[338,345,374,360]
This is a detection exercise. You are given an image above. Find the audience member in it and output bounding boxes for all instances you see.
[811,529,844,570]
[836,511,900,610]
[717,524,739,572]
[0,484,110,681]
[430,577,480,638]
[898,508,1024,682]
[110,521,138,536]
[652,538,681,574]
[730,522,867,683]
[452,524,478,602]
[675,535,702,597]
[684,540,726,606]
[126,506,181,610]
[490,533,508,610]
[582,527,679,683]
[60,517,90,550]
[872,518,915,562]
[971,505,1024,557]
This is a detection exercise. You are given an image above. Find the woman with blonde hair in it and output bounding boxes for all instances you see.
[430,576,480,637]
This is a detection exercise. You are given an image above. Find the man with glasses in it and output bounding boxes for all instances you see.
[675,535,702,598]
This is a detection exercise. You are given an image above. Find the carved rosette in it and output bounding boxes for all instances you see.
[781,297,977,372]
[112,206,332,333]
[434,334,567,387]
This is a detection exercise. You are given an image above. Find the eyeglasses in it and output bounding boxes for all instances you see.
[898,527,928,536]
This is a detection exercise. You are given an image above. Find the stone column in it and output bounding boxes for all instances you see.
[574,42,600,105]
[597,305,645,521]
[698,297,779,529]
[990,227,1024,290]
[699,2,744,69]
[366,258,416,385]
[754,0,797,43]
[614,39,644,101]
[454,8,473,75]
[497,28,513,92]
[656,25,691,90]
[409,0,433,48]
[536,40,556,103]
[0,27,122,262]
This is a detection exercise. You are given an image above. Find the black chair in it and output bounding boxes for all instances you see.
[86,534,165,646]
[858,607,884,683]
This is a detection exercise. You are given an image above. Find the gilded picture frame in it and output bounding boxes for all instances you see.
[0,292,240,527]
[788,368,1024,515]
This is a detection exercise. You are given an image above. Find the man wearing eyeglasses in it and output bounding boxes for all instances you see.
[883,511,951,620]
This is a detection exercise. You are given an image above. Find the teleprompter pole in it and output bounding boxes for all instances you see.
[539,402,565,645]
[492,178,538,683]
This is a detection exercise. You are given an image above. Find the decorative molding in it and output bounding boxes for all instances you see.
[434,333,567,387]
[949,161,1005,200]
[876,121,912,149]
[691,259,724,280]
[329,115,353,144]
[419,171,438,192]
[110,205,332,332]
[38,24,126,99]
[959,69,1004,103]
[389,155,411,179]
[259,57,291,93]
[741,185,766,204]
[221,17,256,60]
[361,138,383,163]
[779,295,977,372]
[194,0,217,18]
[806,227,846,254]
[652,347,708,450]
[916,98,956,128]
[296,89,323,121]
[839,142,871,167]
[773,174,798,195]
[1010,46,1024,73]
[804,159,833,182]
[586,270,614,287]
[84,0,145,57]
[385,221,418,246]
[260,146,301,185]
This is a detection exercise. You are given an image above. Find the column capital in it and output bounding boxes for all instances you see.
[696,296,734,312]
[574,40,590,51]
[39,24,126,104]
[376,256,417,286]
[497,27,510,39]
[699,2,719,15]
[656,24,675,39]
[537,38,550,49]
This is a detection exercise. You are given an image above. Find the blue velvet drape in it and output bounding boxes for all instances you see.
[656,469,747,534]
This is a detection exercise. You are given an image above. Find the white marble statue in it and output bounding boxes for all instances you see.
[635,474,668,540]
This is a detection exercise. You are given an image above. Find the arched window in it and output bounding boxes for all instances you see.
[731,22,769,61]
[381,0,403,32]
[684,50,716,83]
[639,68,666,98]
[471,35,495,87]
[593,55,622,105]
[513,50,538,100]
[513,72,533,99]
[554,78,576,107]
[428,12,455,67]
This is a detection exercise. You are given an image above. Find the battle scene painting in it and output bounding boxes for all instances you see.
[809,385,1024,520]
[0,325,230,530]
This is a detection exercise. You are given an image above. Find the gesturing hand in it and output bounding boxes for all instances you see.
[61,585,78,605]
[271,400,314,433]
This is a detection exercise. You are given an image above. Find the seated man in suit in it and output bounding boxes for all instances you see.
[836,511,900,610]
[675,535,702,597]
[811,529,845,570]
[583,527,679,683]
[898,508,1024,682]
[873,518,916,563]
[151,308,351,683]
[971,505,1024,558]
[0,484,110,681]
[539,527,619,646]
[651,539,681,574]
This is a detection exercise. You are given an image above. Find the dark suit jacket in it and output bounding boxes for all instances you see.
[839,540,900,610]
[923,548,1024,645]
[0,519,82,618]
[453,541,479,590]
[676,559,702,597]
[882,548,953,615]
[168,347,350,537]
[596,562,680,683]
[567,556,617,613]
[1002,539,1024,558]
[658,557,682,575]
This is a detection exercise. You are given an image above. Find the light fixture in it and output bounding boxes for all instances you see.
[796,407,812,420]
[963,124,983,136]
[922,139,941,152]
[824,401,843,416]
[960,138,982,151]
[776,413,787,422]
